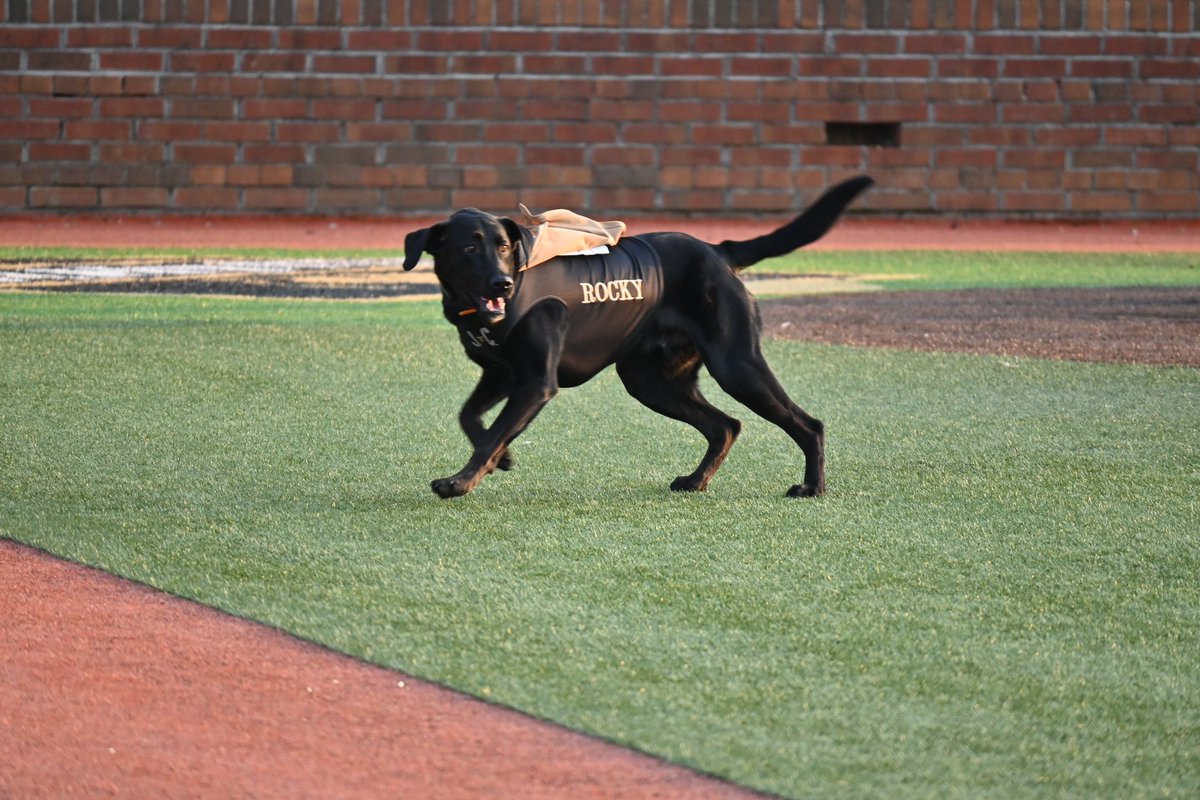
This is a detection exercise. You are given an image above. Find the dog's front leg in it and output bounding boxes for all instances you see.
[433,304,568,498]
[459,367,515,471]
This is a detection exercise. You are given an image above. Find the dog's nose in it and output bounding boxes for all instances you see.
[490,275,514,295]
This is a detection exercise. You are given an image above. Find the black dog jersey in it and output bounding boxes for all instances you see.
[454,235,663,385]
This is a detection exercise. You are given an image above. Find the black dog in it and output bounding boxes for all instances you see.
[404,176,873,498]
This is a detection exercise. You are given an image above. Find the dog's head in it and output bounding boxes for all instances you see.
[404,209,528,325]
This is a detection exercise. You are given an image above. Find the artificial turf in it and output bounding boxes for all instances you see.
[2,253,1197,798]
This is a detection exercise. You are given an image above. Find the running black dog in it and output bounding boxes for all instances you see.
[404,176,873,498]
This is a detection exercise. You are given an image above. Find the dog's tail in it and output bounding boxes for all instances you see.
[718,175,874,270]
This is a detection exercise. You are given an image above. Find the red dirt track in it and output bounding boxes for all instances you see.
[2,214,1199,253]
[1,540,762,800]
[2,215,1197,799]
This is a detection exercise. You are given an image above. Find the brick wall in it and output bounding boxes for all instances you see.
[2,1,1197,218]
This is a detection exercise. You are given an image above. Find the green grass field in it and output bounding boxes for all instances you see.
[2,250,1198,798]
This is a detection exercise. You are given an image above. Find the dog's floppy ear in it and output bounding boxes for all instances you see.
[498,217,529,271]
[402,223,446,271]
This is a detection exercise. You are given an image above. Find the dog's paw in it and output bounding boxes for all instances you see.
[496,449,515,471]
[670,475,707,492]
[431,476,470,498]
[786,482,825,498]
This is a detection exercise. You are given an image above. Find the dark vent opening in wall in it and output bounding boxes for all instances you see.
[825,122,902,148]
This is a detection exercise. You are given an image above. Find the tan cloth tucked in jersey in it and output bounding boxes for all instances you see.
[518,203,626,271]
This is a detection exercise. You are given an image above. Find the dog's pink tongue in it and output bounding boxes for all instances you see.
[485,297,506,315]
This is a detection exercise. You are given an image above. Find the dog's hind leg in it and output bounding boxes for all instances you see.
[616,354,741,492]
[702,349,826,497]
[685,283,826,497]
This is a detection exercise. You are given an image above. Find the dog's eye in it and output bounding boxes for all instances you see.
[498,243,509,253]
[464,244,477,254]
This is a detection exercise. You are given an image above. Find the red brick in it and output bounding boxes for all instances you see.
[243,98,307,120]
[727,102,791,123]
[730,190,794,212]
[244,52,307,72]
[659,57,724,77]
[1068,192,1132,213]
[0,187,26,208]
[100,187,169,207]
[1034,127,1100,147]
[175,186,239,208]
[905,34,967,54]
[938,58,999,78]
[482,30,550,51]
[1142,59,1200,79]
[138,28,203,48]
[590,55,657,75]
[937,148,998,168]
[64,120,132,140]
[101,142,166,162]
[694,32,759,53]
[800,147,866,168]
[207,122,271,142]
[244,188,310,210]
[1105,127,1168,147]
[99,97,165,117]
[28,142,90,161]
[1002,103,1065,123]
[312,99,376,121]
[760,124,825,146]
[1140,104,1200,125]
[171,98,236,119]
[1104,35,1169,56]
[279,29,342,50]
[346,122,413,142]
[627,32,692,52]
[558,32,620,51]
[973,34,1036,55]
[172,53,236,73]
[868,59,931,79]
[1003,58,1067,78]
[1003,192,1065,212]
[0,27,60,47]
[833,34,901,53]
[1069,104,1134,123]
[1070,59,1133,78]
[448,188,519,209]
[553,123,617,143]
[27,51,92,71]
[207,28,273,49]
[730,56,794,77]
[524,145,586,166]
[348,30,414,50]
[691,125,756,146]
[591,188,656,211]
[522,54,588,74]
[417,30,485,51]
[761,32,825,52]
[30,187,98,208]
[1138,192,1199,212]
[313,55,378,74]
[871,103,932,123]
[28,97,93,118]
[590,146,656,167]
[1038,35,1103,56]
[1003,150,1065,169]
[176,144,236,163]
[243,144,306,163]
[796,56,863,77]
[936,104,998,124]
[67,28,132,47]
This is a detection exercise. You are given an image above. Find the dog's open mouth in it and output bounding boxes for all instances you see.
[483,296,506,317]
